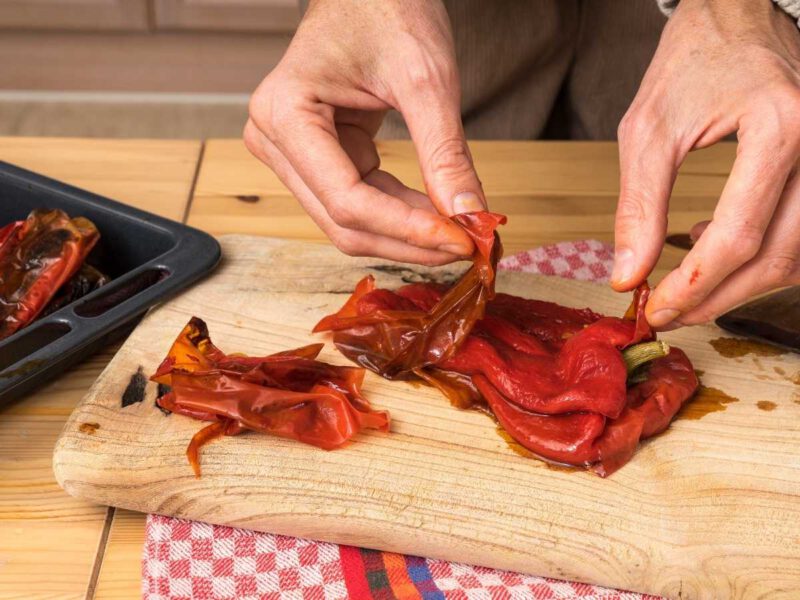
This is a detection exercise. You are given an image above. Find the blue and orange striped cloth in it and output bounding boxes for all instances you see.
[341,547,445,599]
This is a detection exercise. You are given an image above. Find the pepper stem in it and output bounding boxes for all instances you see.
[622,340,670,374]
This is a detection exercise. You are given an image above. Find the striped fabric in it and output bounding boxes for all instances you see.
[340,547,444,599]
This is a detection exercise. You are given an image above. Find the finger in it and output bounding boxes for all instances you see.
[336,123,438,211]
[243,119,460,266]
[689,220,710,243]
[335,107,386,138]
[674,168,800,326]
[646,131,797,327]
[611,110,683,291]
[364,170,437,212]
[397,68,486,217]
[252,98,473,255]
[336,123,381,177]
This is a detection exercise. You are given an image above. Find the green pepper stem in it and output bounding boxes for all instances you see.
[622,340,670,374]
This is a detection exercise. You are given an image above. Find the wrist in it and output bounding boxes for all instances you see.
[661,0,800,28]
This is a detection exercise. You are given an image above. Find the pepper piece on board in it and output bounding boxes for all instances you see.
[151,317,389,477]
[315,211,698,476]
[313,212,507,378]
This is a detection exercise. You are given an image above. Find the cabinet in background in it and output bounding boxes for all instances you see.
[0,0,148,30]
[154,0,300,32]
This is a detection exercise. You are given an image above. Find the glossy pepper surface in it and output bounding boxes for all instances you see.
[0,209,100,340]
[151,317,389,477]
[314,212,698,476]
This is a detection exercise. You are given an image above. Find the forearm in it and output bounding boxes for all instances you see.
[656,0,800,26]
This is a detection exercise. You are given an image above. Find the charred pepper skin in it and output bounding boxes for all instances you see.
[0,209,100,340]
[151,317,389,477]
[315,212,698,476]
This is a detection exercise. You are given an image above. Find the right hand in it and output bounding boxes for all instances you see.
[244,0,486,266]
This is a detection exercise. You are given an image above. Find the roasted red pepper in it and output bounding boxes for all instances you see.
[0,209,100,340]
[151,317,389,477]
[315,211,698,476]
[314,212,506,377]
[39,263,110,319]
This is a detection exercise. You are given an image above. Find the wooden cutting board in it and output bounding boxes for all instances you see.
[54,235,800,599]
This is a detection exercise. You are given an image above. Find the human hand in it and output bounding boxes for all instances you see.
[244,0,485,266]
[612,0,800,328]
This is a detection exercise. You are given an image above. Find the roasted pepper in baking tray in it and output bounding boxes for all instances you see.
[315,211,699,476]
[0,209,101,340]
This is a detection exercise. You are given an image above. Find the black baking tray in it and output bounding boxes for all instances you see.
[0,161,221,405]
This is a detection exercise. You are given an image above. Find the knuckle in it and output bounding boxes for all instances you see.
[762,253,799,285]
[617,108,653,143]
[617,112,635,141]
[743,92,800,156]
[326,201,361,229]
[248,79,275,125]
[249,77,303,138]
[242,121,275,167]
[426,137,473,175]
[712,222,762,264]
[404,51,458,91]
[242,122,260,155]
[331,231,364,257]
[615,192,649,227]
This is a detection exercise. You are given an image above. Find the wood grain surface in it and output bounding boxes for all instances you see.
[94,509,148,600]
[0,138,200,599]
[54,235,800,600]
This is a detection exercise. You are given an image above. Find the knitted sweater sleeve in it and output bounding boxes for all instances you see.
[656,0,800,27]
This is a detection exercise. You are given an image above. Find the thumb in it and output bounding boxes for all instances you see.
[398,83,486,216]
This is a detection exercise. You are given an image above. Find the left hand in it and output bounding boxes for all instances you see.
[611,0,800,329]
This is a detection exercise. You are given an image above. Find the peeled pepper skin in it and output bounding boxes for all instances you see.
[151,317,389,477]
[313,212,507,377]
[0,209,100,340]
[314,211,699,476]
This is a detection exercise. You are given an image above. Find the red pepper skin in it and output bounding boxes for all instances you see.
[322,280,642,419]
[315,211,699,476]
[38,263,109,319]
[0,220,24,259]
[313,212,507,378]
[152,317,389,477]
[0,209,100,340]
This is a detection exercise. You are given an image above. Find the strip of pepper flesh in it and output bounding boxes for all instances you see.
[314,211,698,476]
[151,317,389,477]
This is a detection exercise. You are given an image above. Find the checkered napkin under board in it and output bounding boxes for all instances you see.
[143,239,664,600]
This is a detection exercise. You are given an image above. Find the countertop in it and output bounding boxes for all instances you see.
[0,137,734,599]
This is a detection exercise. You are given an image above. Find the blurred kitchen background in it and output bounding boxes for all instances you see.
[0,0,299,138]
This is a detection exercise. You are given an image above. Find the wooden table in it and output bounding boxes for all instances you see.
[0,137,735,599]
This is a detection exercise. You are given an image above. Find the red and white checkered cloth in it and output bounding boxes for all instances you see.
[143,239,662,600]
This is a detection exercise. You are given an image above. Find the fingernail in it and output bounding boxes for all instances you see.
[452,192,484,215]
[611,248,635,284]
[438,242,471,256]
[648,308,681,328]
